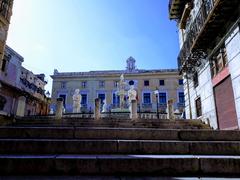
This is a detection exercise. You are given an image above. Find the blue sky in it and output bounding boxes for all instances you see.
[7,0,179,92]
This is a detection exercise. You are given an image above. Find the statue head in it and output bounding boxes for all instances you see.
[130,85,134,90]
[120,74,124,81]
[74,89,80,94]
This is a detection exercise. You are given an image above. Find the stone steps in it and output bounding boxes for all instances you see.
[0,154,240,176]
[0,139,240,155]
[1,117,238,176]
[13,118,210,129]
[0,127,239,140]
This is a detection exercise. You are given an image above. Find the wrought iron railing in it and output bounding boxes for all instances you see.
[110,104,120,109]
[177,102,185,107]
[178,0,215,69]
[142,103,152,109]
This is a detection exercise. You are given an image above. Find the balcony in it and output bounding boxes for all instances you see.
[142,103,152,109]
[169,0,192,20]
[179,2,193,29]
[111,103,120,109]
[178,0,240,72]
[177,102,185,107]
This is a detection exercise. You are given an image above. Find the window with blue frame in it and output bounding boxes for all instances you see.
[143,93,151,104]
[159,93,167,104]
[113,93,120,104]
[178,79,183,85]
[98,93,105,104]
[178,92,184,103]
[81,94,87,105]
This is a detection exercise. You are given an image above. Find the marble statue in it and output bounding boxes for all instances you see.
[49,108,54,114]
[117,74,127,109]
[72,89,82,113]
[102,99,107,113]
[128,85,137,116]
[128,85,137,102]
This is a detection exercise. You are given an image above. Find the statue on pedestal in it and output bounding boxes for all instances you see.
[72,89,81,113]
[128,85,137,102]
[117,74,127,109]
[102,99,107,113]
[128,85,137,117]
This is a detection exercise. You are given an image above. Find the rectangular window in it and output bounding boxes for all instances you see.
[81,94,87,105]
[195,97,202,117]
[178,79,183,85]
[159,80,165,86]
[98,93,105,104]
[144,80,149,86]
[178,92,184,103]
[193,72,199,88]
[159,93,167,104]
[81,81,87,88]
[61,82,66,89]
[59,94,66,108]
[113,93,120,104]
[114,81,118,87]
[211,47,228,78]
[143,93,151,104]
[99,81,105,88]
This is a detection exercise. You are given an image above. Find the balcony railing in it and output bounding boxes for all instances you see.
[177,102,185,107]
[178,0,215,68]
[142,103,152,109]
[110,103,120,109]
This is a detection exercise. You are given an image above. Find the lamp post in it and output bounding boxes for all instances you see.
[154,89,159,119]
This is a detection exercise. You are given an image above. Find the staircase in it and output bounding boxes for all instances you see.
[0,117,240,177]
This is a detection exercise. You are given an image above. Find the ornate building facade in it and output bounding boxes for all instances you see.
[169,0,240,129]
[0,45,49,116]
[0,0,13,69]
[51,57,184,114]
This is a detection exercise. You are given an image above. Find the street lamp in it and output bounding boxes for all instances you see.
[154,89,159,119]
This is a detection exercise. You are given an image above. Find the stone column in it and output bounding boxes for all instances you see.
[130,100,138,120]
[167,99,174,120]
[94,98,100,120]
[16,96,26,117]
[55,97,63,120]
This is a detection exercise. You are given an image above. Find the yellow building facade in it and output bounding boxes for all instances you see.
[0,0,14,69]
[51,57,184,113]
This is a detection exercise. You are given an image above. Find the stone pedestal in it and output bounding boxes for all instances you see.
[94,98,100,120]
[55,98,63,120]
[167,99,174,120]
[16,96,26,117]
[130,100,138,120]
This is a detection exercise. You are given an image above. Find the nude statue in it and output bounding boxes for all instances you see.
[72,89,81,113]
[102,99,107,113]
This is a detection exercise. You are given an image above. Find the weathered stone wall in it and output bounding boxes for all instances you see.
[184,62,218,129]
[226,25,240,128]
